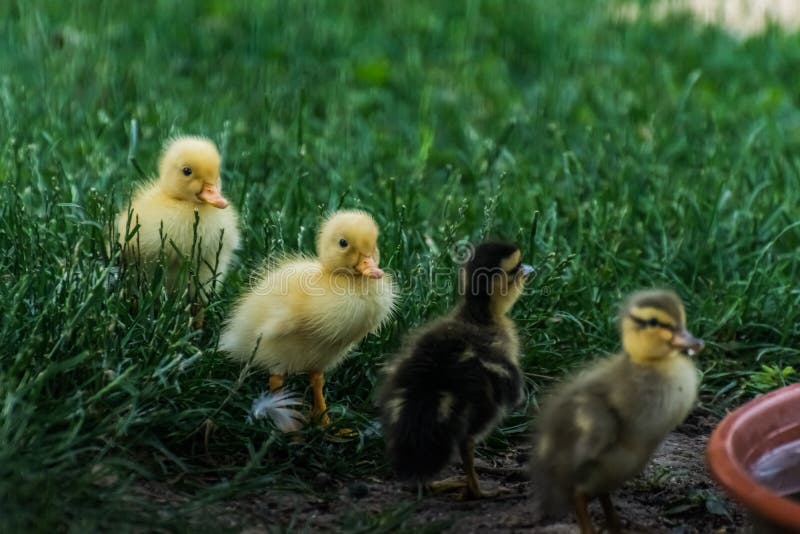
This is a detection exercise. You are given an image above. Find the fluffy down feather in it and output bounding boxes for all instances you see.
[117,136,240,298]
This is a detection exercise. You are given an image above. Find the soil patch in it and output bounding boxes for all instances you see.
[186,412,747,532]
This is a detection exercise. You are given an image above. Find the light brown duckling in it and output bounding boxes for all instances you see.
[531,290,705,533]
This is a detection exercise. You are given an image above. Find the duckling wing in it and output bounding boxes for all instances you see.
[222,259,387,373]
[533,390,622,512]
[566,393,622,477]
[219,260,321,360]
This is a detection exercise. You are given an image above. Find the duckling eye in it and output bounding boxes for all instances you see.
[338,239,348,248]
[630,314,672,330]
[182,166,192,176]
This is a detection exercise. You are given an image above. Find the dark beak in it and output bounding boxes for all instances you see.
[671,329,705,356]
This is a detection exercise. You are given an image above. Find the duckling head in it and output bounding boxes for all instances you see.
[157,136,229,209]
[460,241,534,321]
[316,210,384,278]
[620,290,705,363]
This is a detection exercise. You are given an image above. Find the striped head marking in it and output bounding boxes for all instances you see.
[620,290,704,362]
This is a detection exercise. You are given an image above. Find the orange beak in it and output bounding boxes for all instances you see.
[197,183,229,209]
[355,255,384,279]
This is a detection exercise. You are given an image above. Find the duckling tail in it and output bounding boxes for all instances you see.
[381,388,465,482]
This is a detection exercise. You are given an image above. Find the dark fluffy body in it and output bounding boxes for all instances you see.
[379,310,524,482]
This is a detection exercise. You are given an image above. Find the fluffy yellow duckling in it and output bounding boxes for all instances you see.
[379,241,533,499]
[118,136,241,299]
[532,290,705,534]
[220,210,396,425]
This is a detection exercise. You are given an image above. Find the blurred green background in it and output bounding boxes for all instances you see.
[1,0,799,529]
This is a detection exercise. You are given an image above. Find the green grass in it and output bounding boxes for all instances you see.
[2,0,800,530]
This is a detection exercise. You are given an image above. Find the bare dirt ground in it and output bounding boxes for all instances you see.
[187,412,746,533]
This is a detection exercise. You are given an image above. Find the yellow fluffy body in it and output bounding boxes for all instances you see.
[117,136,241,296]
[220,210,396,375]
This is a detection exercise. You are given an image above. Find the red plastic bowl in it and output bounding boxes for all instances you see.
[707,383,800,532]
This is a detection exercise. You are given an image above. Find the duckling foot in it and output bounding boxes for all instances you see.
[191,302,205,330]
[306,372,359,438]
[429,476,467,494]
[573,491,596,534]
[459,483,513,501]
[268,374,285,392]
[599,494,621,534]
[309,370,330,426]
[459,437,502,500]
[309,409,331,427]
[323,426,359,442]
[427,477,509,500]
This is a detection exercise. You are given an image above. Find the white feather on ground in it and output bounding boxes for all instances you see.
[249,390,306,433]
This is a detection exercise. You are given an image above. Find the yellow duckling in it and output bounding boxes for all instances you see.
[220,210,396,425]
[532,290,705,533]
[379,241,533,499]
[118,136,241,299]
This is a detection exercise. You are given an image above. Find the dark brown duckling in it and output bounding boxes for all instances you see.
[380,241,533,499]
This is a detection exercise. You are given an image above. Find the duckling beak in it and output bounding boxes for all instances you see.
[197,183,229,209]
[355,255,384,279]
[671,329,705,356]
[520,264,535,277]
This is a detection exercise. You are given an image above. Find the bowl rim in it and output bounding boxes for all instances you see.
[706,382,800,530]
